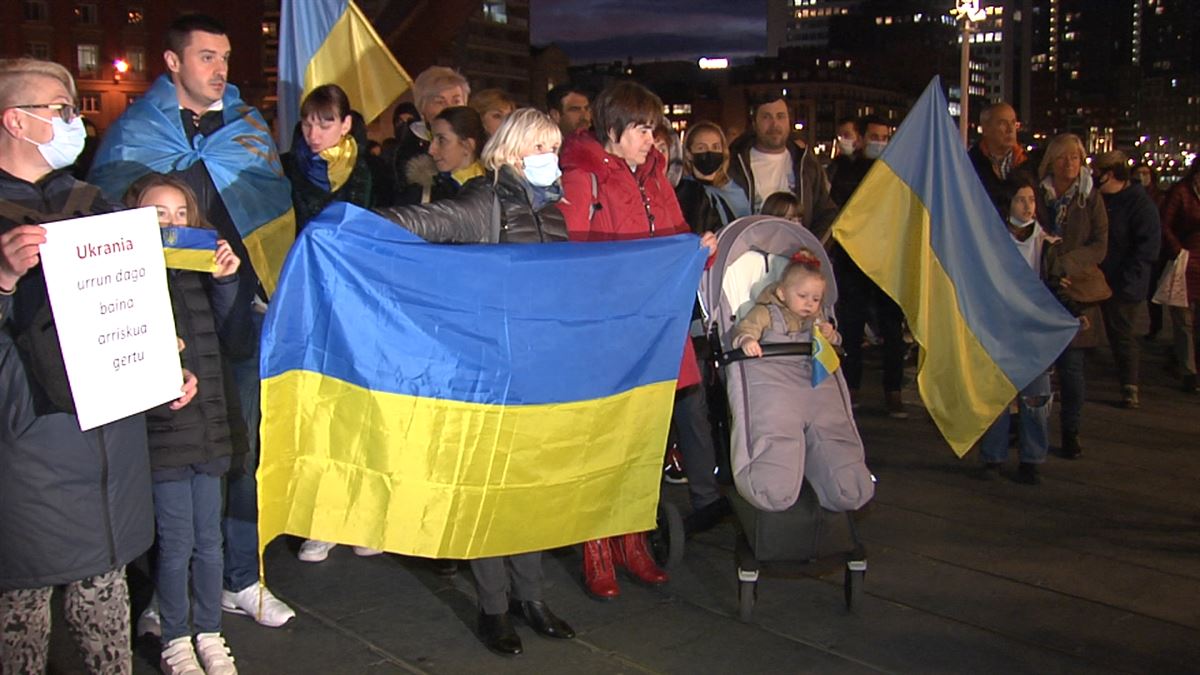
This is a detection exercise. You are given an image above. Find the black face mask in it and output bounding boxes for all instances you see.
[691,151,724,177]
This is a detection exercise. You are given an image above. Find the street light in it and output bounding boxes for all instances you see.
[952,0,986,147]
[113,58,129,84]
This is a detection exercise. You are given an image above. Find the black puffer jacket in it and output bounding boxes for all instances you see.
[1100,182,1162,303]
[145,270,249,472]
[375,165,568,244]
[0,169,153,589]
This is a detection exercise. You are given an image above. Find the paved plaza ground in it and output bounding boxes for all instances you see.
[46,330,1200,674]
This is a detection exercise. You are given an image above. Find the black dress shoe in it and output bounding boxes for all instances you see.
[478,611,523,655]
[684,496,732,536]
[508,600,575,639]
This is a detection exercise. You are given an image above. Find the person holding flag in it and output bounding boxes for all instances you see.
[88,14,297,629]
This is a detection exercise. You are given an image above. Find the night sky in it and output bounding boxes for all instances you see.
[530,0,768,64]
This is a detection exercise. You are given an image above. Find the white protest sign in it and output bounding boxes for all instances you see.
[39,206,182,430]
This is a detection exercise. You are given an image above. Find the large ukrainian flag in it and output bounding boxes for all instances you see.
[832,78,1079,456]
[277,0,412,151]
[258,204,707,559]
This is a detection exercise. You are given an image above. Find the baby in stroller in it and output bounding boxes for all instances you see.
[720,240,873,514]
[732,250,841,358]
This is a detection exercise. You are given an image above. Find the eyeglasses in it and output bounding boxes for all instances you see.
[11,103,79,122]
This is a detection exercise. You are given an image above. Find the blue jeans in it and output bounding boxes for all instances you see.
[980,370,1052,464]
[223,313,262,593]
[1055,347,1086,437]
[153,473,224,641]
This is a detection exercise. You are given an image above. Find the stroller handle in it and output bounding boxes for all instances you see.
[719,342,813,365]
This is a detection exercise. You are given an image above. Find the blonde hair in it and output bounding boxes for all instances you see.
[1038,133,1086,181]
[412,66,470,118]
[469,88,516,118]
[683,121,731,187]
[0,58,76,110]
[480,108,562,174]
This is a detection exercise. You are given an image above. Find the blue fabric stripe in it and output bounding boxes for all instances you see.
[276,0,346,152]
[88,77,292,247]
[161,227,218,251]
[875,79,1079,391]
[261,204,707,405]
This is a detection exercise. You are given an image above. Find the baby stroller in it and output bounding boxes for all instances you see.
[699,215,873,620]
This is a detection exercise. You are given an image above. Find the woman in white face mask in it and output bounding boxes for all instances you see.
[374,108,574,655]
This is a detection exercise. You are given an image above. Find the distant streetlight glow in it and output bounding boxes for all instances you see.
[698,57,728,70]
[114,59,129,74]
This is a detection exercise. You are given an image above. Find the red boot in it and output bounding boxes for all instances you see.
[582,538,620,600]
[613,532,668,585]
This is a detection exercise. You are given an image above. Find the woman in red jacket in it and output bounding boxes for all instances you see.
[558,81,716,600]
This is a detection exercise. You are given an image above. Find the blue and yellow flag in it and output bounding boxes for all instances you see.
[276,0,412,151]
[257,204,707,559]
[811,327,840,387]
[88,76,295,296]
[161,227,218,273]
[832,78,1079,455]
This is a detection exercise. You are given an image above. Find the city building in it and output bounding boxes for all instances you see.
[1,0,267,132]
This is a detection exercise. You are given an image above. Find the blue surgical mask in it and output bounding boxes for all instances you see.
[19,110,86,170]
[863,140,888,160]
[523,152,561,187]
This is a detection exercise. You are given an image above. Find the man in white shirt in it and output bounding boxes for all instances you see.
[728,97,836,237]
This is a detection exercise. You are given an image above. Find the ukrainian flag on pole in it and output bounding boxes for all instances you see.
[277,0,412,151]
[832,77,1079,456]
[257,205,707,559]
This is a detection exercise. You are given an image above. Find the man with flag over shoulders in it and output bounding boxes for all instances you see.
[0,57,198,672]
[89,14,296,629]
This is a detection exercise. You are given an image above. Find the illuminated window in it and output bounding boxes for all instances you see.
[483,0,508,24]
[79,93,101,113]
[127,7,144,24]
[77,44,99,74]
[128,47,146,72]
[262,21,278,38]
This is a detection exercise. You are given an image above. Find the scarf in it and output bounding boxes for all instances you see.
[979,137,1027,180]
[1040,172,1092,236]
[296,134,358,193]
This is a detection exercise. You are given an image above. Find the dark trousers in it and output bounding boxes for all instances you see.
[1102,299,1141,388]
[470,553,543,615]
[670,384,720,509]
[836,254,906,392]
[1056,347,1086,437]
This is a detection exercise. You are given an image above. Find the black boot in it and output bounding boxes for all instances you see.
[478,611,523,655]
[509,599,575,639]
[1015,462,1041,485]
[1061,434,1082,460]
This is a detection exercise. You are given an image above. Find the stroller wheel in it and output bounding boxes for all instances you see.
[737,578,757,622]
[844,559,867,612]
[651,501,685,569]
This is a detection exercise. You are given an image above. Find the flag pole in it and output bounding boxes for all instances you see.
[959,20,971,147]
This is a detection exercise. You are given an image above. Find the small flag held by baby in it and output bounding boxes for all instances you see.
[812,326,840,387]
[161,227,218,273]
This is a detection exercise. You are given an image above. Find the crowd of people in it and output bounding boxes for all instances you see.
[1,11,1198,675]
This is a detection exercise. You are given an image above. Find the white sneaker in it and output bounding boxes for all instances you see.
[298,539,337,562]
[352,546,383,557]
[160,636,204,675]
[221,584,296,628]
[136,597,160,637]
[195,632,238,675]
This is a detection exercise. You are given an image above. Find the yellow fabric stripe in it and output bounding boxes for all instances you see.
[163,248,217,274]
[833,161,1017,456]
[241,208,295,297]
[258,370,674,559]
[304,2,412,124]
